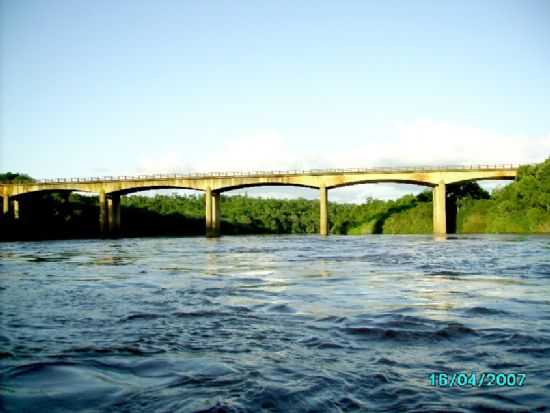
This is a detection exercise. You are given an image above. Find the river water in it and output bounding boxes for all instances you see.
[1,235,549,412]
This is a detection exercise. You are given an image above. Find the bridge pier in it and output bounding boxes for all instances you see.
[107,194,121,237]
[1,195,19,220]
[12,199,19,220]
[320,185,328,236]
[205,188,220,237]
[2,194,9,218]
[99,190,108,237]
[433,182,447,235]
[213,192,220,235]
[99,191,122,237]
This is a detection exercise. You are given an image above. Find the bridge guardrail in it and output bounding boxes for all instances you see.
[0,164,521,185]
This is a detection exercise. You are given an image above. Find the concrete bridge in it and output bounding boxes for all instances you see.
[0,165,518,237]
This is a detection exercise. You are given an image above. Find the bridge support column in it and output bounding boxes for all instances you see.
[320,185,328,236]
[107,194,121,237]
[433,182,447,235]
[2,193,9,218]
[99,189,108,237]
[205,188,212,236]
[205,188,220,237]
[204,188,214,237]
[12,199,19,220]
[212,192,220,236]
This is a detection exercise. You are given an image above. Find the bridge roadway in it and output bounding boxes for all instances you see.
[0,165,518,237]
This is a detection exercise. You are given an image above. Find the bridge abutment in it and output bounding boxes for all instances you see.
[433,182,447,235]
[320,185,328,236]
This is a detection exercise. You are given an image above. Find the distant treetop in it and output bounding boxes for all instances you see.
[0,172,35,183]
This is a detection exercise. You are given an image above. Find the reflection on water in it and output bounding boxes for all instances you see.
[1,235,550,412]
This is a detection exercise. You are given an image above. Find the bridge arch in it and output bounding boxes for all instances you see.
[10,188,94,198]
[445,176,516,186]
[442,170,517,186]
[96,185,209,238]
[328,178,434,190]
[108,185,204,196]
[217,182,318,193]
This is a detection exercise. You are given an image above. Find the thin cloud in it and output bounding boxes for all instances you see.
[327,119,549,168]
[130,120,549,202]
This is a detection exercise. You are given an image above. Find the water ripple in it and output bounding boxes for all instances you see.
[1,235,549,412]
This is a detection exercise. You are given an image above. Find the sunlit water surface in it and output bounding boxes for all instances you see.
[1,235,550,412]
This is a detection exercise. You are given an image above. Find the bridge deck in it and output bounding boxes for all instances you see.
[0,164,518,185]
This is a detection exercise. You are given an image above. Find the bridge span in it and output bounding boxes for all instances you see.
[0,165,518,237]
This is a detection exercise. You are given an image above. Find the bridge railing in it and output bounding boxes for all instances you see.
[0,164,521,185]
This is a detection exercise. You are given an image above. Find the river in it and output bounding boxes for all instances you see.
[1,235,549,412]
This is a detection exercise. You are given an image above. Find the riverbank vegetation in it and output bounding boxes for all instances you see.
[1,158,548,240]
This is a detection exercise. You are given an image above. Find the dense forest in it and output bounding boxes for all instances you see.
[1,158,549,240]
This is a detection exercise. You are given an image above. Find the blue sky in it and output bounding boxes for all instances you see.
[1,0,549,202]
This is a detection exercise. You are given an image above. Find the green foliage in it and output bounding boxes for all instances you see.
[0,172,34,182]
[343,193,431,234]
[457,198,492,233]
[449,181,490,200]
[456,157,550,233]
[383,202,433,234]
